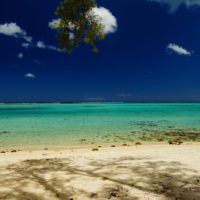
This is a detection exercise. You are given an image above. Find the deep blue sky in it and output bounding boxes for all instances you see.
[0,0,200,102]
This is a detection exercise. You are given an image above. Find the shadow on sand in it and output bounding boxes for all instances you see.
[0,156,200,200]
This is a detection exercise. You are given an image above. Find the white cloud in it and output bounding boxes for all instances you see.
[22,42,31,48]
[17,53,23,58]
[148,0,200,13]
[25,73,35,79]
[167,43,192,56]
[49,19,61,29]
[49,19,75,31]
[36,41,58,51]
[49,19,75,40]
[49,7,117,35]
[36,41,46,49]
[0,22,60,53]
[24,36,32,43]
[91,7,118,34]
[0,23,25,36]
[48,45,58,51]
[0,22,32,42]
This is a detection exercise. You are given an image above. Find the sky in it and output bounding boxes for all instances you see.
[1,0,200,102]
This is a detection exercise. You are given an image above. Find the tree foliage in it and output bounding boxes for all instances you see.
[53,0,105,53]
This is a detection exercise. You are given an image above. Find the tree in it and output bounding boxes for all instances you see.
[51,0,105,53]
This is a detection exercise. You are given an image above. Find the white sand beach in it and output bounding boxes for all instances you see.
[0,143,200,200]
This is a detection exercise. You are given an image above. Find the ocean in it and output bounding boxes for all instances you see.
[0,103,200,147]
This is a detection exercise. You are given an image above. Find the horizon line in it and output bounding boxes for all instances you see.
[1,101,200,104]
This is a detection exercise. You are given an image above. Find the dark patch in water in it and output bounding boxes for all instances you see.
[129,121,158,127]
[0,131,11,135]
[138,129,200,142]
[164,131,200,140]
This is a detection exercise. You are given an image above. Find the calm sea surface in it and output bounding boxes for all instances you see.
[0,103,200,147]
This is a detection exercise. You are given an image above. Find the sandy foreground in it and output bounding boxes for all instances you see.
[0,143,200,200]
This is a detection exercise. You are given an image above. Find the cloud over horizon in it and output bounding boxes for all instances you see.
[167,43,192,56]
[148,0,200,13]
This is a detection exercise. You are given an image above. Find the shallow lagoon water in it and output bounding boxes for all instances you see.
[0,103,200,147]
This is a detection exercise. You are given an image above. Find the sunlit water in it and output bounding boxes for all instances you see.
[0,103,200,147]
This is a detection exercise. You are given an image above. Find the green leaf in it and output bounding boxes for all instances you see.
[53,0,105,53]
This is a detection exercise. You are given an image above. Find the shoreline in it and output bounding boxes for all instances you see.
[0,141,199,152]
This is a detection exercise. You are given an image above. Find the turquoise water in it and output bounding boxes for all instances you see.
[0,103,200,147]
